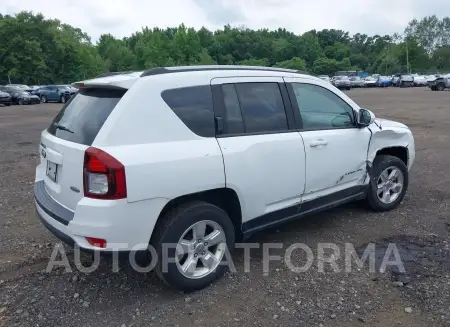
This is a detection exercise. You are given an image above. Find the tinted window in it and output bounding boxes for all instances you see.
[162,85,214,137]
[222,84,244,134]
[291,83,355,130]
[47,88,125,145]
[234,83,288,133]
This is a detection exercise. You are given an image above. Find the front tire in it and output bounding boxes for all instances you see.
[366,155,408,212]
[436,83,445,91]
[60,96,66,104]
[151,201,235,292]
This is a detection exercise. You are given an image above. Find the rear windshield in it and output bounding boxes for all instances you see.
[47,88,125,145]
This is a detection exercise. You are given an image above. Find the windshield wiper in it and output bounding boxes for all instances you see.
[54,123,74,134]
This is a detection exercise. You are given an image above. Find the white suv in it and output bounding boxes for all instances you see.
[35,66,415,291]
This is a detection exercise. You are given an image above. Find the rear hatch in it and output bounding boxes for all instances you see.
[38,88,126,211]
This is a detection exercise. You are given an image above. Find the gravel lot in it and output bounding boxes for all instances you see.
[0,88,449,327]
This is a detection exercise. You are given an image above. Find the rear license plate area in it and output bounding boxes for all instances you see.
[46,161,58,182]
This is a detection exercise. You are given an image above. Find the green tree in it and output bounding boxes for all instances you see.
[0,11,448,85]
[274,57,307,71]
[405,15,450,54]
[238,58,269,66]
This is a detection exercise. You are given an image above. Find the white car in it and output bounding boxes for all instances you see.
[426,75,438,83]
[364,77,377,87]
[413,75,427,86]
[34,65,415,291]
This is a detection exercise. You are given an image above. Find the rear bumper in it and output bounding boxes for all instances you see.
[36,207,76,247]
[34,179,167,251]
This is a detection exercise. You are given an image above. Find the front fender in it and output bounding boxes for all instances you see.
[367,124,415,171]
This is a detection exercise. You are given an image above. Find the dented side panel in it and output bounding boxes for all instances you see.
[300,128,372,202]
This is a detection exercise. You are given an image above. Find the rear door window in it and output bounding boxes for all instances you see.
[234,83,288,133]
[161,85,214,137]
[47,88,125,145]
[222,84,245,134]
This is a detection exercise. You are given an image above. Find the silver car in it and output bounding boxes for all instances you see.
[349,76,365,88]
[332,76,351,90]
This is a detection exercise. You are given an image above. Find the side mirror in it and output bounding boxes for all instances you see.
[357,108,376,126]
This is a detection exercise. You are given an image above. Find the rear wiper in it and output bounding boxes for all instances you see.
[54,123,74,134]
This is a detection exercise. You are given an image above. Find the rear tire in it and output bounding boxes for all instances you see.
[151,201,235,292]
[41,95,47,103]
[18,99,24,105]
[366,155,408,212]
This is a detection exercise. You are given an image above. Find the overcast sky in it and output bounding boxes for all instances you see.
[2,0,450,41]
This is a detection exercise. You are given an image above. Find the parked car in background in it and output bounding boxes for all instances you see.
[413,75,427,87]
[0,86,40,104]
[332,76,351,90]
[376,76,392,87]
[318,75,331,83]
[0,90,12,106]
[398,75,414,87]
[425,75,438,86]
[6,84,33,92]
[349,76,365,88]
[429,74,450,91]
[392,74,401,86]
[57,85,77,96]
[38,85,72,103]
[363,77,377,87]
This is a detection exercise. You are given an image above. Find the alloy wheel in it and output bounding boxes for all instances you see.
[377,166,404,204]
[175,220,226,279]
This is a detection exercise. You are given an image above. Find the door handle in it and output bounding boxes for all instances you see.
[309,139,328,147]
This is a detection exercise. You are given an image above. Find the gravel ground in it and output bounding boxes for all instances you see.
[0,88,449,327]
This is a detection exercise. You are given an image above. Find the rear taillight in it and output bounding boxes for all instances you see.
[83,147,126,199]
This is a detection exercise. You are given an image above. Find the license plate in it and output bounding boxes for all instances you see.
[46,161,58,182]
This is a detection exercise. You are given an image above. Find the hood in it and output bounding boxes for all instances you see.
[375,118,408,129]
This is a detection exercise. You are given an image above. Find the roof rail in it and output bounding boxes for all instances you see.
[95,71,136,78]
[140,65,303,77]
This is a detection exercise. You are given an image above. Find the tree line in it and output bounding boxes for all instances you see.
[1,11,450,85]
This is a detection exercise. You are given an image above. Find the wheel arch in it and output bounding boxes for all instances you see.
[152,187,243,242]
[375,146,408,166]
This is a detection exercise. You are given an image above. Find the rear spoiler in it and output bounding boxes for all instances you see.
[74,71,143,90]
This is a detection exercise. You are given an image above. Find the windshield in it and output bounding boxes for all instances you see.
[47,88,126,145]
[350,77,360,81]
